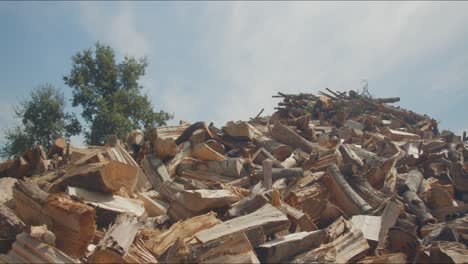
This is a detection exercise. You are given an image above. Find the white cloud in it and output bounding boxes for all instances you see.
[195,1,468,127]
[78,2,149,58]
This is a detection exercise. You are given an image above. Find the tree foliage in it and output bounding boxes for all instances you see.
[63,42,172,145]
[0,84,81,158]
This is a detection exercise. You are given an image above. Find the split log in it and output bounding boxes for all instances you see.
[325,164,372,216]
[291,227,369,263]
[191,143,226,161]
[350,215,381,243]
[72,150,105,166]
[145,212,221,258]
[0,232,79,263]
[195,204,290,246]
[188,158,246,179]
[385,128,421,141]
[167,141,192,176]
[205,139,225,154]
[49,160,138,194]
[175,122,212,145]
[223,121,261,140]
[226,193,270,219]
[88,214,143,263]
[180,170,233,185]
[23,145,49,175]
[0,204,25,253]
[377,200,404,251]
[13,180,96,258]
[157,123,192,141]
[189,231,256,263]
[276,203,317,232]
[154,137,179,160]
[271,122,322,154]
[398,169,424,194]
[254,136,294,161]
[137,191,168,217]
[141,155,171,190]
[175,189,241,212]
[272,168,303,181]
[263,159,273,190]
[256,230,326,263]
[66,186,145,217]
[47,137,67,158]
[387,227,420,261]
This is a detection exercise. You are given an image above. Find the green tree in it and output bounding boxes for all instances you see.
[63,42,172,145]
[0,84,82,158]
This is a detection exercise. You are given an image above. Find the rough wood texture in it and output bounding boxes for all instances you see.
[145,212,221,258]
[195,204,290,246]
[256,230,326,263]
[291,227,369,263]
[192,143,226,161]
[141,155,171,190]
[271,122,321,154]
[0,232,79,263]
[325,164,372,216]
[66,186,145,217]
[49,160,138,194]
[13,180,96,258]
[254,136,294,161]
[88,214,143,263]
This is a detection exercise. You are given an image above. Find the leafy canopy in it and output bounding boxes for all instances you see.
[0,84,81,158]
[63,42,172,145]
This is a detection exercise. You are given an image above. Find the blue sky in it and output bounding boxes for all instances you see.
[1,1,467,147]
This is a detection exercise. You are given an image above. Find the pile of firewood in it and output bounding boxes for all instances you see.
[0,89,467,263]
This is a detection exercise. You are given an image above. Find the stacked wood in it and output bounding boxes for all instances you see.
[0,88,466,263]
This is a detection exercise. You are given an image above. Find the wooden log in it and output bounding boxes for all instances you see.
[256,230,326,263]
[141,155,171,191]
[403,191,436,225]
[145,212,221,258]
[175,121,213,145]
[49,160,138,194]
[88,214,143,263]
[156,123,192,141]
[72,150,105,166]
[195,204,290,246]
[13,180,96,258]
[325,164,372,216]
[23,145,49,175]
[191,143,226,161]
[350,215,381,243]
[191,158,246,179]
[154,137,179,160]
[276,203,316,232]
[137,191,168,217]
[205,139,225,154]
[291,227,369,263]
[0,204,25,253]
[66,186,145,217]
[189,231,256,263]
[0,232,79,263]
[176,189,241,212]
[167,141,192,176]
[272,168,303,180]
[263,159,273,190]
[271,123,322,154]
[223,121,261,140]
[254,136,294,161]
[397,169,424,195]
[47,137,67,158]
[387,227,420,261]
[114,144,152,192]
[226,193,270,219]
[385,128,421,141]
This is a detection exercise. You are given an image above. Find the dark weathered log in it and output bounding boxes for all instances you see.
[272,168,303,180]
[403,191,436,225]
[398,169,424,195]
[175,122,213,145]
[325,164,372,216]
[263,159,273,190]
[226,193,269,219]
[88,214,143,263]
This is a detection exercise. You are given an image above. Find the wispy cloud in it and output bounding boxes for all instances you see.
[78,2,149,58]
